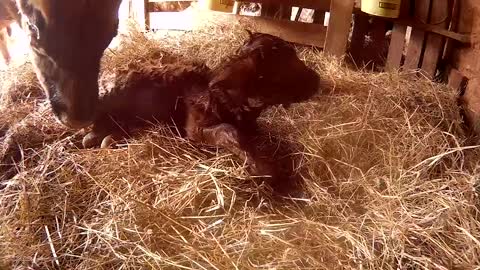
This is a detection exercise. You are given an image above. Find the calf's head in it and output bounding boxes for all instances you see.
[16,0,122,128]
[238,31,320,107]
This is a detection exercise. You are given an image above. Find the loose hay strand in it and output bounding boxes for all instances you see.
[0,18,480,270]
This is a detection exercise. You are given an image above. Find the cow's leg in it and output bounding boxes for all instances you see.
[0,31,11,65]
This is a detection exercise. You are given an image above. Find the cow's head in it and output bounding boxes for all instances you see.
[16,0,122,128]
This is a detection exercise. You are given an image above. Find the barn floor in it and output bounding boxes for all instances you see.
[1,20,480,270]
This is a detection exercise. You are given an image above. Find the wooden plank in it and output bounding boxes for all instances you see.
[420,0,450,78]
[385,0,409,71]
[382,18,470,44]
[144,0,150,29]
[237,15,326,47]
[403,0,430,70]
[129,0,149,30]
[170,11,328,47]
[240,0,331,11]
[147,1,192,12]
[324,0,355,57]
[386,24,407,71]
[448,67,468,94]
[233,1,240,15]
[147,1,191,13]
[294,7,303,21]
[443,0,458,61]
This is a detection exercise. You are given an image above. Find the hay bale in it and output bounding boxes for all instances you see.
[0,21,479,270]
[0,62,45,136]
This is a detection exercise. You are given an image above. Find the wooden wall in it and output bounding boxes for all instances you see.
[138,0,356,57]
[449,0,480,133]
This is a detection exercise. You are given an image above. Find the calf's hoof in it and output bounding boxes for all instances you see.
[100,135,116,149]
[83,132,105,148]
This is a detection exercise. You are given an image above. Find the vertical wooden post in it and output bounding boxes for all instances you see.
[385,0,411,71]
[442,0,458,62]
[233,1,240,15]
[385,24,407,71]
[294,7,303,21]
[403,0,431,70]
[128,0,134,19]
[144,0,150,30]
[324,0,355,58]
[448,68,468,94]
[129,0,148,30]
[420,0,450,78]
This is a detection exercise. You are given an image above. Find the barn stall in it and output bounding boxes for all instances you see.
[0,0,479,269]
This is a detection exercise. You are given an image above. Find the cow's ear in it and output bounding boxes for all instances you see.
[29,0,52,24]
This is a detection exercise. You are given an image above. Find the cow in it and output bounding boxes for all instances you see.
[10,0,123,128]
[0,0,21,65]
[82,32,320,173]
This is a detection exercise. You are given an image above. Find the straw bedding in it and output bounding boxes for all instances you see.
[0,20,479,270]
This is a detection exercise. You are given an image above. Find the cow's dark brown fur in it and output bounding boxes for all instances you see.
[83,33,320,173]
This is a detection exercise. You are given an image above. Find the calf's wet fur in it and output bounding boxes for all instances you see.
[83,32,321,176]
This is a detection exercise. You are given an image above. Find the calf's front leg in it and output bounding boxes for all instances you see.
[186,121,276,177]
[188,123,253,164]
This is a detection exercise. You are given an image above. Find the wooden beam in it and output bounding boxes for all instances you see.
[294,7,303,21]
[443,0,459,60]
[448,67,468,94]
[324,0,355,57]
[385,0,410,71]
[387,19,470,44]
[386,24,407,71]
[403,0,430,70]
[144,0,150,30]
[148,2,192,13]
[239,0,331,11]
[237,15,327,47]
[421,0,450,78]
[351,6,469,44]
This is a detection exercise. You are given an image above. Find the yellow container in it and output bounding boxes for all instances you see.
[361,0,402,18]
[199,0,235,13]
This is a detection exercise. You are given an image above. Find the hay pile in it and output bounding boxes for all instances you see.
[1,20,480,270]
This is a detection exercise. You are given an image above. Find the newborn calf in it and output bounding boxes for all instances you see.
[83,32,320,171]
[82,62,211,148]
